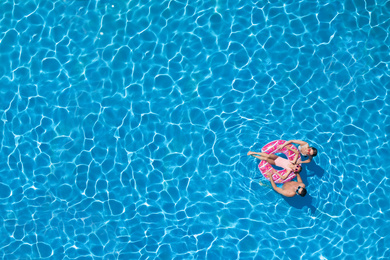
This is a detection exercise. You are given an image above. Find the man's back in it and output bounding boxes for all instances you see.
[282,181,305,197]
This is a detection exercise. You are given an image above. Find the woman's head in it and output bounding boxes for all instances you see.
[294,165,302,173]
[308,147,318,156]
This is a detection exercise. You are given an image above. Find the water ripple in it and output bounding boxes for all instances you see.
[0,0,389,259]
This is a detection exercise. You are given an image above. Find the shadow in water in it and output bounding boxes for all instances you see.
[305,159,325,178]
[283,193,317,215]
[248,153,324,215]
[282,161,325,215]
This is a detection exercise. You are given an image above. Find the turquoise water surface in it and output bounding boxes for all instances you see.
[0,0,389,259]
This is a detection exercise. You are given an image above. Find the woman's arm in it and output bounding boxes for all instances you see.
[281,170,292,179]
[288,140,308,146]
[279,140,293,149]
[279,140,308,149]
[272,168,292,180]
[299,156,312,164]
[285,146,299,164]
[292,152,299,164]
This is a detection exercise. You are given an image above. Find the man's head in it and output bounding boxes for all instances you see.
[296,186,307,197]
[309,147,318,156]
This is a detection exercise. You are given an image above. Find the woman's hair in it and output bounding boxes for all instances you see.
[311,147,318,156]
[299,188,307,197]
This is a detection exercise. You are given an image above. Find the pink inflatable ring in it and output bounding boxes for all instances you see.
[258,140,301,183]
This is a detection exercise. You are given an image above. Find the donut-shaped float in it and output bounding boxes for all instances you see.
[258,140,301,183]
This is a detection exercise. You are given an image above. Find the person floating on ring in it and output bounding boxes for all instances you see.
[247,150,307,197]
[247,150,302,179]
[278,140,317,164]
[266,169,306,197]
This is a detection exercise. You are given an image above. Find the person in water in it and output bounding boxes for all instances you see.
[266,169,307,197]
[247,150,307,197]
[247,147,302,180]
[278,140,317,164]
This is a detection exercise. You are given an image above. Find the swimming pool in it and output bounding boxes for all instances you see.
[0,0,389,259]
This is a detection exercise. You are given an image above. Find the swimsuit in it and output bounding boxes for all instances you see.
[274,157,292,170]
[298,144,309,156]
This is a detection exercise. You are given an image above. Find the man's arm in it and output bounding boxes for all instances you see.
[296,173,303,183]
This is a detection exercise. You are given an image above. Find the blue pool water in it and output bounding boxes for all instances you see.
[0,0,389,259]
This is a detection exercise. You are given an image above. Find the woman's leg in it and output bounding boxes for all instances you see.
[251,154,275,165]
[248,152,276,165]
[267,154,278,160]
[265,157,276,165]
[248,152,271,158]
[258,155,276,165]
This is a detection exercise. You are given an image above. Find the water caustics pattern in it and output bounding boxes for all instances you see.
[0,0,389,259]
